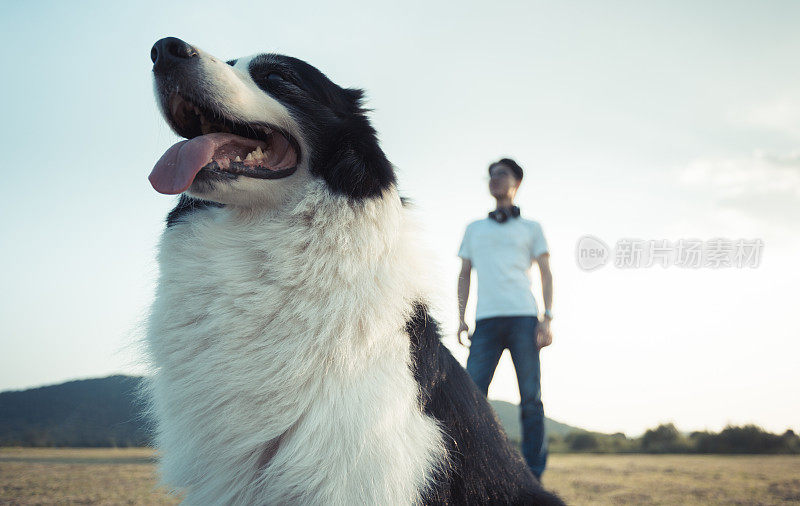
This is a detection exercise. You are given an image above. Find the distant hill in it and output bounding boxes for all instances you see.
[0,376,150,447]
[0,376,590,447]
[489,400,583,442]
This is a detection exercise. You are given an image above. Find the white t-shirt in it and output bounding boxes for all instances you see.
[458,216,549,321]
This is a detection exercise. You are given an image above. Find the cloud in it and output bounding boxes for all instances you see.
[730,96,800,139]
[679,151,800,198]
[678,151,800,234]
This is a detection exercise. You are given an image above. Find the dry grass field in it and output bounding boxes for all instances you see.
[545,454,800,505]
[0,448,179,505]
[1,448,799,505]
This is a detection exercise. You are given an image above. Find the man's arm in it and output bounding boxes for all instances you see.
[536,253,553,349]
[457,258,472,346]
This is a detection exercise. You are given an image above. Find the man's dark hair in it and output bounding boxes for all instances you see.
[488,158,523,181]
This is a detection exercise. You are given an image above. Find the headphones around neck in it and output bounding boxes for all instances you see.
[488,205,520,223]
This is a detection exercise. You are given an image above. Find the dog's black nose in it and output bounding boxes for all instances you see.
[151,37,197,72]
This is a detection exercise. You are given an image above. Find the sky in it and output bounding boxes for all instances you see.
[1,0,798,436]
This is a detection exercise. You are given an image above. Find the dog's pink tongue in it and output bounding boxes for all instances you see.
[149,133,232,195]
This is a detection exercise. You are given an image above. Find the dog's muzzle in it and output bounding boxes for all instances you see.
[151,37,198,74]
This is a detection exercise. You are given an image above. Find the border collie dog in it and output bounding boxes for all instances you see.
[145,37,563,505]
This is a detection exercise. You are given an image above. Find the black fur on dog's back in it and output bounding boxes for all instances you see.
[406,303,564,505]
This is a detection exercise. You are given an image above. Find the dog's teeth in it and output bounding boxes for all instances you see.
[245,152,254,161]
[234,156,242,162]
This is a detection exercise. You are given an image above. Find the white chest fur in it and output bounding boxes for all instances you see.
[145,183,445,505]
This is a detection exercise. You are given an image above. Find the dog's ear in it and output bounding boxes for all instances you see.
[316,89,396,200]
[329,88,365,118]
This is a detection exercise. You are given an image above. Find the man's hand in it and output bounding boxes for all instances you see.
[536,319,553,350]
[457,320,470,347]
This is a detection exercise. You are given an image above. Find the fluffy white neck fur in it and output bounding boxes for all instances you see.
[146,181,445,505]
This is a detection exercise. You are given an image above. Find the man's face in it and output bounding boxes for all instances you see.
[488,164,520,200]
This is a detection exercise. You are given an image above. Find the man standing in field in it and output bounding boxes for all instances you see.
[457,158,554,480]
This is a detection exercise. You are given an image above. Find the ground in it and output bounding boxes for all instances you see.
[546,454,800,505]
[0,448,179,505]
[1,448,799,505]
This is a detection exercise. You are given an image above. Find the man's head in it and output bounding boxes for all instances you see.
[488,158,523,202]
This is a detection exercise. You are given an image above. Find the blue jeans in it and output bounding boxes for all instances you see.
[466,316,548,479]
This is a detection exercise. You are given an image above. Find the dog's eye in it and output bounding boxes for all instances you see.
[267,72,285,82]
